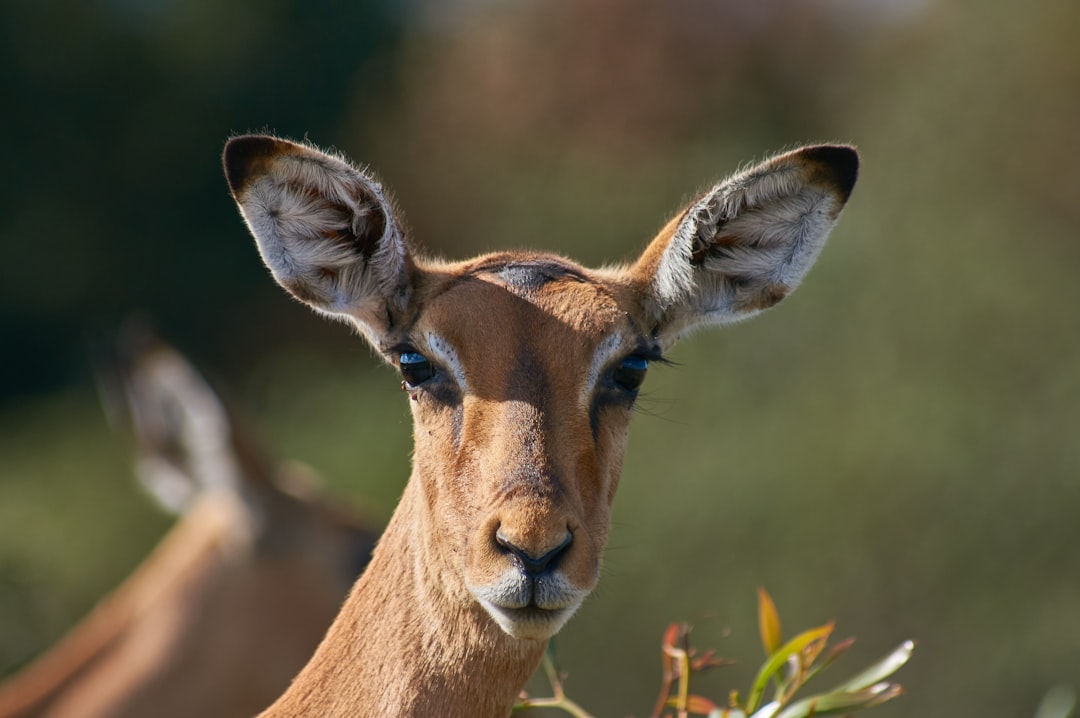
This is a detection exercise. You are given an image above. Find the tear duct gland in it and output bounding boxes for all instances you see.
[223,135,858,718]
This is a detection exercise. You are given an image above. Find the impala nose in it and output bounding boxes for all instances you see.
[495,530,573,576]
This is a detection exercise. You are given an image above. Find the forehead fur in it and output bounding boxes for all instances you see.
[417,253,625,340]
[471,255,589,291]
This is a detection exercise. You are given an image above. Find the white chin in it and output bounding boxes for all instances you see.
[480,601,579,640]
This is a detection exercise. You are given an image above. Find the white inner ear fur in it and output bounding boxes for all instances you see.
[695,190,836,287]
[130,351,240,512]
[236,148,408,320]
[652,157,843,327]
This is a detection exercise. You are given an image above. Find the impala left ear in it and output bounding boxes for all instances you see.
[223,134,416,348]
[630,145,858,347]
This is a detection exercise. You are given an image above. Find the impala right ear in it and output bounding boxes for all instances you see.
[630,144,858,347]
[223,135,414,344]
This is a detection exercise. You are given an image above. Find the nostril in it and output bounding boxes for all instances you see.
[495,529,573,576]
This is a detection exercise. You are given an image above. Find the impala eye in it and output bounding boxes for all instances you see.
[399,352,435,387]
[612,355,648,393]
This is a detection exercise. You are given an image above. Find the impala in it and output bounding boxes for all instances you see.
[0,332,378,718]
[222,134,858,717]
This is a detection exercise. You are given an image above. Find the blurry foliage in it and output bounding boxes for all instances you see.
[355,0,871,265]
[2,0,1079,716]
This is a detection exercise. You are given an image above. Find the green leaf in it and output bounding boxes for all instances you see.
[771,684,903,718]
[745,623,834,712]
[827,640,914,693]
[817,637,856,671]
[758,588,783,657]
[800,637,855,687]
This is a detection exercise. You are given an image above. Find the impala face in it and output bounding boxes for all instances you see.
[390,256,655,638]
[223,135,857,641]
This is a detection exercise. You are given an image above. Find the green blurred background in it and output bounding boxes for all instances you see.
[2,0,1078,715]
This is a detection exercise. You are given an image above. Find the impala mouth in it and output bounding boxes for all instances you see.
[470,571,586,639]
[477,599,580,640]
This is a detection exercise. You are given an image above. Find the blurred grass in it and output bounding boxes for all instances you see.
[2,1,1080,716]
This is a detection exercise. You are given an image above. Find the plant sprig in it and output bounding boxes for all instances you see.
[652,589,913,718]
[513,641,596,718]
[515,588,915,718]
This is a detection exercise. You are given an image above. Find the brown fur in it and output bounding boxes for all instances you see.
[222,135,858,717]
[0,493,374,718]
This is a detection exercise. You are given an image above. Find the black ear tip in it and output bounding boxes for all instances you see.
[223,135,284,196]
[802,144,859,202]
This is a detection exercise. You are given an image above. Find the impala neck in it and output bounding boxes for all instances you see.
[259,477,548,718]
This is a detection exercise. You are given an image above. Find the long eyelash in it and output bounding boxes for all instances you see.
[634,395,688,424]
[639,346,676,367]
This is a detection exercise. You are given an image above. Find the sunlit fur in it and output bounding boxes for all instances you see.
[0,339,378,718]
[222,134,858,718]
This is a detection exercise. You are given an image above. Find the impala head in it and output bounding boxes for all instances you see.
[223,135,857,641]
[100,324,376,595]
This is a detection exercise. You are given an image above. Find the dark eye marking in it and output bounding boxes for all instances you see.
[399,351,435,388]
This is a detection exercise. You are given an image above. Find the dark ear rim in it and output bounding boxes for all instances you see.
[795,144,859,204]
[223,134,296,198]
